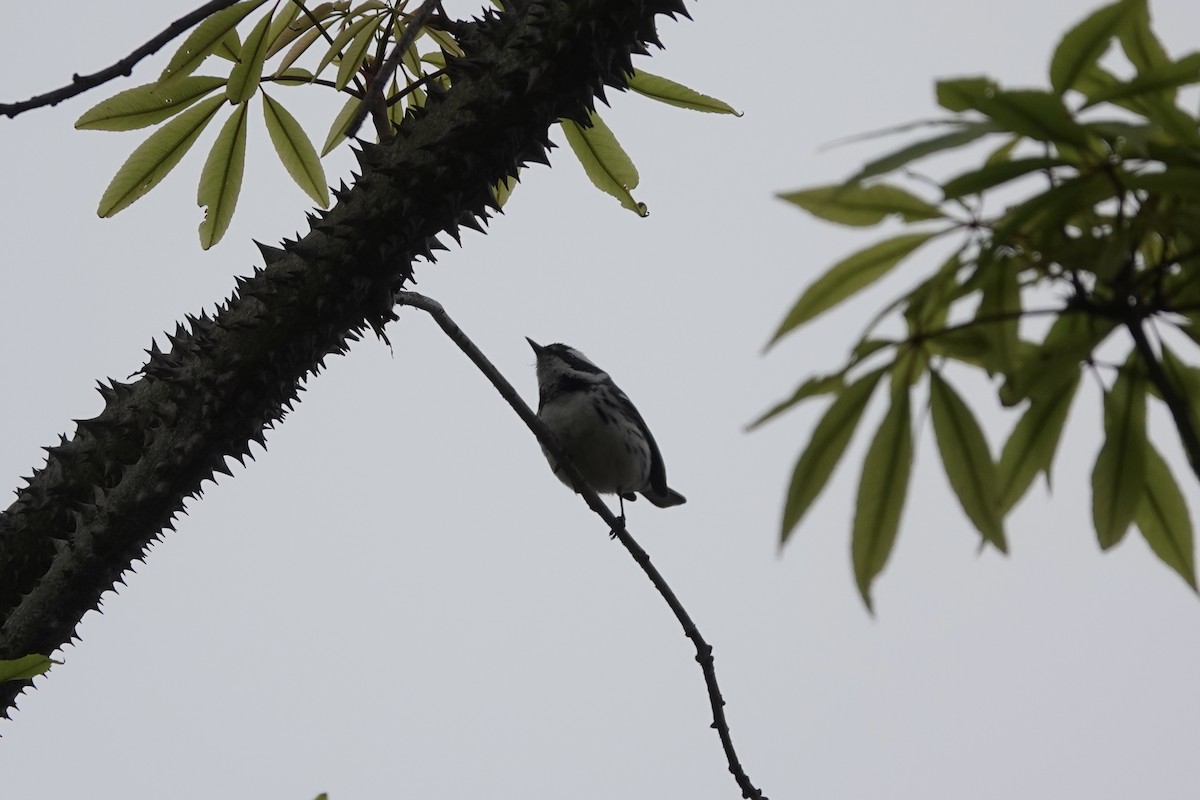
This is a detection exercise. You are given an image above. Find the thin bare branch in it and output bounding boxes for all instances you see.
[347,0,438,140]
[394,290,768,800]
[1,0,242,119]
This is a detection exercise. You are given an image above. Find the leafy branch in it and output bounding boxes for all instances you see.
[760,0,1200,605]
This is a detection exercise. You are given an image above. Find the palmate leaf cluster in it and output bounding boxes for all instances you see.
[759,0,1200,609]
[75,0,737,248]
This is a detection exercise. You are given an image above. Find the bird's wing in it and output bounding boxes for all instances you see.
[611,383,669,496]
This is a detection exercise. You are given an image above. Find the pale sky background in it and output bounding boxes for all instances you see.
[3,1,1200,798]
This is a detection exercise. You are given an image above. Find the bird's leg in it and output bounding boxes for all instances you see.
[610,495,628,539]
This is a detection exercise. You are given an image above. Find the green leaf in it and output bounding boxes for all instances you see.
[97,95,226,217]
[941,157,1067,200]
[1092,356,1149,549]
[316,14,379,79]
[1158,345,1200,443]
[492,173,518,209]
[984,135,1022,165]
[1049,0,1132,96]
[937,79,1093,148]
[423,24,465,57]
[277,24,326,74]
[197,102,249,249]
[214,29,242,61]
[1081,53,1200,108]
[268,67,315,86]
[781,368,887,542]
[974,258,1022,376]
[748,372,846,431]
[992,172,1112,243]
[560,114,648,216]
[937,77,997,113]
[771,232,939,341]
[227,8,275,103]
[336,14,383,91]
[904,250,963,331]
[779,183,943,227]
[852,387,913,612]
[925,326,994,368]
[981,90,1094,148]
[0,654,55,683]
[321,95,361,155]
[847,122,1000,183]
[1125,167,1200,201]
[929,372,1007,551]
[1000,312,1116,405]
[997,371,1080,511]
[626,70,740,115]
[264,0,306,57]
[261,93,329,207]
[159,0,266,86]
[1119,0,1172,75]
[1136,443,1197,591]
[75,76,227,131]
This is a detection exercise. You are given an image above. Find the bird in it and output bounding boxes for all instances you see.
[526,337,686,517]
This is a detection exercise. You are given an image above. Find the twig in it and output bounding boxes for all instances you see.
[346,0,438,140]
[1125,316,1200,482]
[394,291,768,800]
[1,0,242,119]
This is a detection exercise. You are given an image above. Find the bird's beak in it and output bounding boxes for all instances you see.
[525,337,543,355]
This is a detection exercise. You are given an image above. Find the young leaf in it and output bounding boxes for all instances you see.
[771,232,939,341]
[626,70,740,115]
[997,371,1080,512]
[227,9,276,103]
[1092,357,1149,549]
[277,24,326,74]
[264,0,306,57]
[262,93,329,207]
[560,114,648,216]
[159,0,267,86]
[1136,443,1197,591]
[316,14,379,78]
[779,368,887,543]
[97,96,226,217]
[75,76,227,131]
[197,102,249,249]
[779,183,943,226]
[321,95,361,155]
[748,372,846,431]
[1049,0,1132,96]
[929,372,1007,551]
[336,15,384,91]
[852,386,913,612]
[0,654,55,683]
[847,122,1000,183]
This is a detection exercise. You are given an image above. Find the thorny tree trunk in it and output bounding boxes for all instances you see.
[0,0,690,716]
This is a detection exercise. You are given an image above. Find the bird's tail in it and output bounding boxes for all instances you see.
[641,487,686,508]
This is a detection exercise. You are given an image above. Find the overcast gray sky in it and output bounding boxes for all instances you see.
[3,1,1200,798]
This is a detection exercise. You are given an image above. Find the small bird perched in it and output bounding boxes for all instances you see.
[527,338,686,516]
